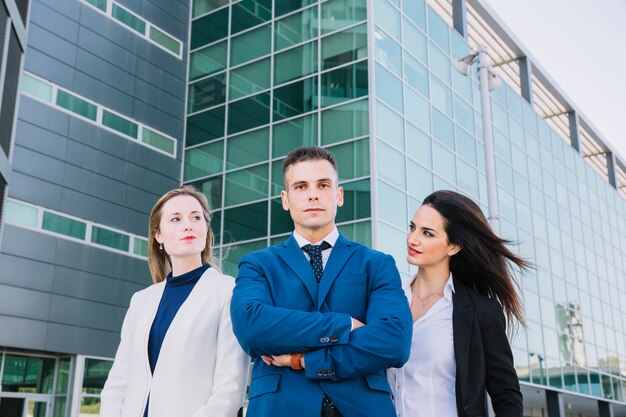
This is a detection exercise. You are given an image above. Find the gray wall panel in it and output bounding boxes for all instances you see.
[127,146,181,180]
[76,25,139,74]
[52,265,123,305]
[126,160,180,194]
[125,185,159,215]
[28,23,78,65]
[1,226,59,264]
[13,145,66,184]
[73,71,134,115]
[64,140,128,183]
[14,119,69,160]
[23,47,75,88]
[6,172,64,210]
[18,97,71,137]
[36,0,79,21]
[133,77,184,117]
[58,188,126,229]
[75,48,136,94]
[67,118,132,160]
[48,294,120,331]
[0,284,52,321]
[0,253,54,292]
[62,164,127,206]
[30,1,79,43]
[0,316,48,349]
[45,322,119,356]
[134,59,186,98]
[123,208,150,237]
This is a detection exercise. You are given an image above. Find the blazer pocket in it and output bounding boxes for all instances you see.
[248,374,281,399]
[365,374,391,394]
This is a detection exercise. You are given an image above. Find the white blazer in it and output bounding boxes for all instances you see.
[100,267,250,417]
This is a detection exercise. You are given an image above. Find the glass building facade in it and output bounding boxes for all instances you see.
[0,0,624,416]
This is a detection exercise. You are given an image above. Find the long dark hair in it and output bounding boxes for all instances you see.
[422,190,528,329]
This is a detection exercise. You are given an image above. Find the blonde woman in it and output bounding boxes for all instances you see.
[101,186,249,417]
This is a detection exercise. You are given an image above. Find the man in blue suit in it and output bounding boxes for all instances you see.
[231,146,412,417]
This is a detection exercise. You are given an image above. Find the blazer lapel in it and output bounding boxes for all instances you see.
[138,282,166,376]
[277,234,319,307]
[317,234,356,307]
[452,277,473,390]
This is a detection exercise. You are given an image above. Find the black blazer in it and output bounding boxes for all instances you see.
[452,277,523,417]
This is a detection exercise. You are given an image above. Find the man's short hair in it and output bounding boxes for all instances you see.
[282,146,338,189]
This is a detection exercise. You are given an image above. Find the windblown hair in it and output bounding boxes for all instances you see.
[423,190,528,330]
[282,146,338,189]
[148,185,215,283]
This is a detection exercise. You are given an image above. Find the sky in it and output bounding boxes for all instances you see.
[480,0,626,162]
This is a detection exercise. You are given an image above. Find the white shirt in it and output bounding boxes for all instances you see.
[293,227,339,269]
[389,273,458,417]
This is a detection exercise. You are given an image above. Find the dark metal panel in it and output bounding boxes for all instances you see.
[29,1,79,43]
[5,171,64,209]
[45,322,120,357]
[48,294,121,332]
[0,315,48,349]
[17,96,71,137]
[0,253,54,292]
[27,22,78,65]
[0,283,52,320]
[64,140,129,183]
[12,144,66,183]
[22,47,75,88]
[14,119,69,160]
[62,164,128,206]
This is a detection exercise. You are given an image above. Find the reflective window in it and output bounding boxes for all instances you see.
[230,58,270,100]
[375,64,403,113]
[376,102,404,150]
[322,23,367,70]
[403,19,427,64]
[42,212,87,239]
[225,165,269,206]
[455,126,476,165]
[102,110,138,138]
[275,6,317,51]
[192,0,228,18]
[454,96,474,133]
[85,0,107,12]
[373,0,400,40]
[230,24,271,66]
[149,26,181,56]
[328,138,370,181]
[458,159,479,199]
[274,42,318,86]
[452,69,472,104]
[321,0,367,34]
[189,41,227,81]
[429,43,451,85]
[491,102,509,135]
[191,8,229,49]
[378,181,407,229]
[231,0,272,34]
[4,200,38,227]
[56,91,97,121]
[375,26,402,76]
[228,92,270,134]
[20,73,52,101]
[271,198,293,235]
[404,53,428,97]
[82,359,113,395]
[272,113,317,158]
[377,141,405,188]
[403,0,425,29]
[407,159,433,200]
[133,237,149,257]
[432,107,454,149]
[321,98,369,145]
[433,140,456,185]
[271,159,284,196]
[91,226,130,251]
[273,77,317,121]
[321,61,368,107]
[226,128,269,169]
[141,128,175,155]
[221,239,267,276]
[186,106,225,146]
[112,4,145,34]
[276,0,316,17]
[223,202,268,241]
[338,221,371,246]
[430,76,452,117]
[337,179,371,222]
[406,122,431,168]
[1,355,55,394]
[450,27,469,58]
[188,74,226,114]
[405,87,430,134]
[427,7,449,52]
[190,176,223,209]
[184,140,224,181]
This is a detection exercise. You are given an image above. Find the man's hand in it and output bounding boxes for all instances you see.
[261,354,304,368]
[351,318,365,330]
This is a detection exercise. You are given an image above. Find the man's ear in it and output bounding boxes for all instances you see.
[336,185,344,208]
[281,190,289,211]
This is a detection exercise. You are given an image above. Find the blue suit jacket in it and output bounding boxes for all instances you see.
[231,233,412,417]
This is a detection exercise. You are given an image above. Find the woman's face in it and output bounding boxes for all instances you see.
[407,205,459,268]
[155,195,207,261]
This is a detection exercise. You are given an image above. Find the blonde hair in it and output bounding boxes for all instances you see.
[148,185,215,283]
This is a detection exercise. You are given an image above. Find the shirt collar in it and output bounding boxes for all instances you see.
[443,272,455,301]
[293,227,339,249]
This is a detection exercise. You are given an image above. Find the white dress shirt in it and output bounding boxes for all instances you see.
[293,227,339,269]
[389,273,458,417]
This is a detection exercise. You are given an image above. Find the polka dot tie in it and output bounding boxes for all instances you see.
[302,241,332,285]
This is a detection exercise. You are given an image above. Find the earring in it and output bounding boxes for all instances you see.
[159,243,163,251]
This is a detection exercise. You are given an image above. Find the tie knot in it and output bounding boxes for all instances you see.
[302,241,331,258]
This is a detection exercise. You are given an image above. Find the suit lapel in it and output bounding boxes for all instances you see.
[277,235,319,306]
[452,277,473,391]
[138,282,166,376]
[317,234,356,307]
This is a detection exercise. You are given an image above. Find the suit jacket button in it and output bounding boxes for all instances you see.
[320,337,330,343]
[317,370,324,376]
[330,336,338,343]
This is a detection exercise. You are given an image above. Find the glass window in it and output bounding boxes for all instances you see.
[55,358,71,395]
[85,0,107,12]
[226,128,269,169]
[427,7,449,52]
[20,73,52,101]
[432,107,454,149]
[191,7,229,49]
[450,24,469,58]
[1,355,55,394]
[271,159,284,196]
[406,122,431,168]
[328,138,369,181]
[225,165,269,206]
[4,200,38,227]
[190,176,223,209]
[509,118,525,149]
[404,53,428,97]
[337,179,370,222]
[321,23,367,70]
[270,197,293,235]
[273,77,317,121]
[112,4,146,34]
[193,0,228,18]
[454,95,474,133]
[275,0,316,17]
[373,0,400,40]
[491,102,509,135]
[42,211,86,239]
[184,140,223,181]
[376,102,404,150]
[228,92,271,134]
[188,73,226,113]
[149,26,181,56]
[321,61,368,107]
[407,159,433,200]
[375,64,403,113]
[430,76,452,116]
[133,237,149,257]
[455,126,476,165]
[337,221,371,246]
[433,140,456,184]
[378,181,407,229]
[102,110,138,138]
[321,98,368,145]
[189,41,227,81]
[429,43,451,85]
[494,129,511,162]
[458,159,479,199]
[141,128,175,155]
[321,0,367,35]
[186,105,225,146]
[231,0,272,34]
[377,141,405,188]
[221,239,267,276]
[272,113,317,158]
[404,87,430,134]
[56,90,97,121]
[452,69,472,104]
[274,42,318,86]
[229,58,270,100]
[375,26,402,76]
[82,359,112,395]
[403,19,427,64]
[403,0,425,29]
[275,6,317,51]
[230,24,271,67]
[223,202,268,241]
[91,226,130,251]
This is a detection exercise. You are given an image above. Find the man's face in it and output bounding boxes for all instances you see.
[281,159,344,240]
